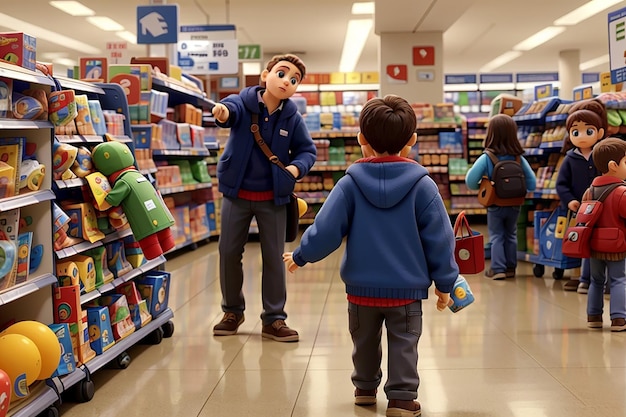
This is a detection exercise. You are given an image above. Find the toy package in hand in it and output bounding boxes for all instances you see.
[85,171,112,211]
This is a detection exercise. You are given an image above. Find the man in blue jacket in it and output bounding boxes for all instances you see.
[211,54,316,342]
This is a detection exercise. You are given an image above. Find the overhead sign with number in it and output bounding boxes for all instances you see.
[177,24,238,74]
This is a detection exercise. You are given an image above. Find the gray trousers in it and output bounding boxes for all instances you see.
[218,196,287,325]
[348,300,422,401]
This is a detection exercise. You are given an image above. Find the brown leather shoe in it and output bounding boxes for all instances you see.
[587,314,603,329]
[213,312,244,335]
[611,317,626,332]
[354,388,377,405]
[261,319,299,342]
[386,399,421,417]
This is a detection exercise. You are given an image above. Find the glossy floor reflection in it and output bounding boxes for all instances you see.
[58,229,626,417]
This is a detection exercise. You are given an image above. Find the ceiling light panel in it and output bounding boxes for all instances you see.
[513,26,566,51]
[0,12,100,54]
[86,16,125,31]
[116,31,137,44]
[352,2,375,15]
[554,0,623,26]
[480,51,523,72]
[49,1,95,16]
[339,19,373,72]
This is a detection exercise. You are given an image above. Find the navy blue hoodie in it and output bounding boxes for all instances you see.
[292,156,458,299]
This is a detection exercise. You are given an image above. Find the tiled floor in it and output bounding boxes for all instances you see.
[58,228,626,417]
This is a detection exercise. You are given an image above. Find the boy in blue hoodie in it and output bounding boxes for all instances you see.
[211,54,317,342]
[284,95,457,417]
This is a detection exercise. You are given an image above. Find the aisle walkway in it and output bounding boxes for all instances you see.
[58,236,626,417]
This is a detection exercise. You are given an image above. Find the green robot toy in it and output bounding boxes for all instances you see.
[91,141,175,259]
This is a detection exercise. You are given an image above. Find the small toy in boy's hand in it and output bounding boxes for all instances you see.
[448,275,475,313]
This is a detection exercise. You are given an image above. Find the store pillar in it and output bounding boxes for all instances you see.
[379,31,444,104]
[558,49,580,101]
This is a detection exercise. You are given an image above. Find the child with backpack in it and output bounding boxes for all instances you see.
[580,137,626,331]
[556,98,606,293]
[465,114,536,280]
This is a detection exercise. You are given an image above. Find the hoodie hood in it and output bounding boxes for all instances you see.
[345,156,428,209]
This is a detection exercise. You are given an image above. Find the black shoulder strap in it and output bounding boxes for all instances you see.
[592,183,623,201]
[484,149,499,165]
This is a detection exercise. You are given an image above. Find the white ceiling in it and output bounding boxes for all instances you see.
[0,0,624,77]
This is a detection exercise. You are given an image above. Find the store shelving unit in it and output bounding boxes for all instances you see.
[0,70,180,416]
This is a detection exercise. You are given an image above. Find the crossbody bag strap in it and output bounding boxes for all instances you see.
[251,113,286,170]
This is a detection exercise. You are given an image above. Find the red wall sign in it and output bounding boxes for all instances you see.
[386,64,408,83]
[413,46,435,66]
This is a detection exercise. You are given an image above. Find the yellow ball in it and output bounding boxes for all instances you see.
[0,334,41,397]
[1,321,60,381]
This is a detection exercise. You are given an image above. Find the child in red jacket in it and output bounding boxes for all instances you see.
[583,137,626,331]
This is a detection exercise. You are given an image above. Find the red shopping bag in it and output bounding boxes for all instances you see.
[453,211,485,274]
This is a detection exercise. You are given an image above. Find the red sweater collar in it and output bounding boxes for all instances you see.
[108,167,137,183]
[354,156,417,164]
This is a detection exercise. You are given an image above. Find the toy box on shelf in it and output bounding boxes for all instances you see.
[0,32,36,71]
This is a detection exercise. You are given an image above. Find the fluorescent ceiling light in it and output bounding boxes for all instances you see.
[339,19,373,72]
[480,51,523,72]
[87,16,124,31]
[580,54,610,71]
[0,12,100,54]
[116,31,137,44]
[352,2,374,15]
[52,58,77,67]
[513,26,566,51]
[554,0,623,26]
[49,1,94,16]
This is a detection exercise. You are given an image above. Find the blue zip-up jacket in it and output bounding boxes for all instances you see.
[216,86,317,205]
[465,152,537,191]
[555,148,598,210]
[292,156,458,299]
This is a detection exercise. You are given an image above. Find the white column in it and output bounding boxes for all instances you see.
[559,50,580,100]
[379,31,444,104]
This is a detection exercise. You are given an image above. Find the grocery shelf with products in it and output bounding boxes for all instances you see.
[0,60,190,416]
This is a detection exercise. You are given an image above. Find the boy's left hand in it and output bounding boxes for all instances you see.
[283,252,299,273]
[434,289,451,311]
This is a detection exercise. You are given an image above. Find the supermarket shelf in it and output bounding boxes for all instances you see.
[56,76,106,94]
[152,77,213,110]
[82,308,174,374]
[159,182,212,195]
[152,148,210,157]
[0,119,53,130]
[55,134,104,144]
[54,178,86,189]
[8,380,59,417]
[311,162,349,171]
[55,228,134,260]
[79,256,166,304]
[0,189,56,211]
[0,61,55,86]
[0,274,56,306]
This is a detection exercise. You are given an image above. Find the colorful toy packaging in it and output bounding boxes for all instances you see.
[0,32,36,71]
[136,271,170,318]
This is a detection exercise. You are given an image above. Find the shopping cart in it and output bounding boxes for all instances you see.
[530,207,580,279]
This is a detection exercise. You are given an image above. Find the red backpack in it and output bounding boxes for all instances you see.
[562,183,624,258]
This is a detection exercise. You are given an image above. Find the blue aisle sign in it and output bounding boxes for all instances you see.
[608,6,626,84]
[136,5,179,44]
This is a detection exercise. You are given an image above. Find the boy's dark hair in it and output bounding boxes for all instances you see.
[266,54,306,81]
[592,137,626,174]
[484,114,524,156]
[359,95,416,155]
